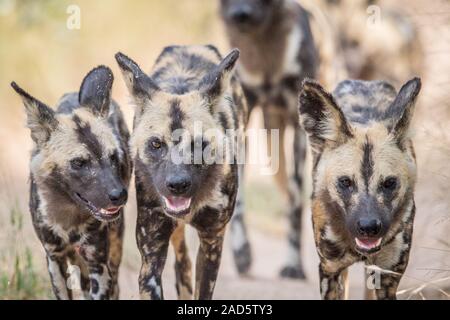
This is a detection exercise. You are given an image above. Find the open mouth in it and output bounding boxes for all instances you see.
[162,196,192,216]
[75,193,122,221]
[355,237,382,253]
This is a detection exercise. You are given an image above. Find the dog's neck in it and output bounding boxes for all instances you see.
[224,2,298,81]
[36,177,92,230]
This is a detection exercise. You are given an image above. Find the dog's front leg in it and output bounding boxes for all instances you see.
[281,125,307,279]
[138,238,172,300]
[86,263,112,300]
[372,227,413,300]
[194,228,225,300]
[171,223,193,300]
[46,254,70,299]
[230,164,252,275]
[374,273,404,300]
[40,226,71,299]
[319,263,348,300]
[137,211,175,300]
[81,223,113,300]
[67,250,90,299]
[107,215,125,300]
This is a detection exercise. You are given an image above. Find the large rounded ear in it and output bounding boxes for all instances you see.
[115,52,160,119]
[199,48,240,102]
[298,79,353,152]
[11,82,58,146]
[79,65,113,117]
[115,52,159,99]
[384,77,421,143]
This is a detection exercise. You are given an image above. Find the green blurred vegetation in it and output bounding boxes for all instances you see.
[0,0,223,117]
[0,201,51,299]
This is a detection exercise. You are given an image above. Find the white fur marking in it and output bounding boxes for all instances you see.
[47,257,69,299]
[148,276,162,299]
[321,278,329,298]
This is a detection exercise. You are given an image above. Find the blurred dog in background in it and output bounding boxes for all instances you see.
[304,0,423,88]
[220,0,319,279]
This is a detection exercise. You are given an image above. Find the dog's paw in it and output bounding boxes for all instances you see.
[232,242,252,275]
[279,265,306,279]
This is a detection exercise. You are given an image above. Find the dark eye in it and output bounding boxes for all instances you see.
[150,137,162,150]
[382,177,397,190]
[70,157,88,170]
[338,176,353,190]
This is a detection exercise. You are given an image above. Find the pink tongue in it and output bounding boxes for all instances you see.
[168,197,189,209]
[356,237,382,250]
[360,239,377,246]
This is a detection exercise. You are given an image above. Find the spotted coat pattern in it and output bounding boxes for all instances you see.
[298,77,421,299]
[11,66,131,300]
[116,45,247,300]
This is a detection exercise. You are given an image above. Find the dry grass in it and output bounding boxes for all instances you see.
[0,172,51,299]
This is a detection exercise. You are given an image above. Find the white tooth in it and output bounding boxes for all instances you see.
[163,197,171,209]
[163,197,191,212]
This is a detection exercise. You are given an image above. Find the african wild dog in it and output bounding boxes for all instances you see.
[11,66,131,300]
[115,45,247,300]
[220,0,319,278]
[316,0,423,88]
[298,77,421,299]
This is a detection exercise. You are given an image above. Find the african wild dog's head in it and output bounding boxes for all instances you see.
[11,66,130,222]
[299,77,421,254]
[115,48,240,218]
[220,0,284,33]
